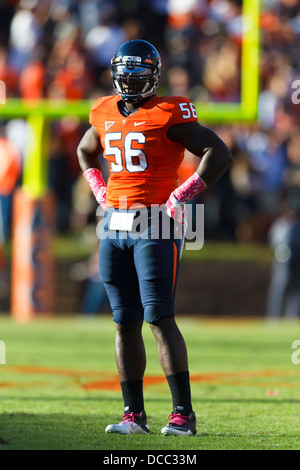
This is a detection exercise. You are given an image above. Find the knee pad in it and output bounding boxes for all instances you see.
[112,307,143,325]
[144,303,173,324]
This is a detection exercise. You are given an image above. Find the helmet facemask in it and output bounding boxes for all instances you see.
[111,56,160,103]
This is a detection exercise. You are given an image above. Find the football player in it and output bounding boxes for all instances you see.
[77,39,233,436]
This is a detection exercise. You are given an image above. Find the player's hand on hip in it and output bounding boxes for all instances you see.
[165,192,187,225]
[96,186,107,211]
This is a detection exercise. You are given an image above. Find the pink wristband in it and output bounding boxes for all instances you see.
[83,168,107,209]
[172,172,207,204]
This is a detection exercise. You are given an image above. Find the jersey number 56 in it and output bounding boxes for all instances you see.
[105,132,148,173]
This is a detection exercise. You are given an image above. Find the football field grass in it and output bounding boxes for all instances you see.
[1,314,300,451]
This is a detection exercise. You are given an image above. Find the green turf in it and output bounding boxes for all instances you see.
[0,315,300,450]
[4,238,273,262]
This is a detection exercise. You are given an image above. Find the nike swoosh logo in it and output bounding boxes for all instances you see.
[134,121,146,126]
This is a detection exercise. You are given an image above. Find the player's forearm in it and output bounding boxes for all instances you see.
[168,122,233,188]
[77,143,102,172]
[77,125,103,172]
[187,125,233,187]
[194,144,233,188]
[166,127,233,218]
[77,127,107,209]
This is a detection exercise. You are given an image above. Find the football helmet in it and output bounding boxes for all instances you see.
[111,39,161,103]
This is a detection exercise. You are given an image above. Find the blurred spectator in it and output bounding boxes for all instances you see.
[83,3,127,89]
[0,127,21,241]
[283,126,300,219]
[164,0,198,80]
[69,249,109,315]
[50,48,93,100]
[8,0,48,71]
[0,46,18,98]
[81,251,110,315]
[202,39,240,102]
[0,121,21,311]
[5,118,28,159]
[19,45,47,99]
[265,202,300,320]
[166,66,190,97]
[48,117,82,232]
[244,129,287,218]
[258,60,294,130]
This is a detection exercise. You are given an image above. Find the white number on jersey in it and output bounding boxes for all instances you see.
[178,102,197,119]
[105,131,148,173]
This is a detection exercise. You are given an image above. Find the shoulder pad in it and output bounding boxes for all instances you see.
[90,95,117,111]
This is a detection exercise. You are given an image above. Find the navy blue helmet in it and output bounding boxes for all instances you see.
[110,39,161,103]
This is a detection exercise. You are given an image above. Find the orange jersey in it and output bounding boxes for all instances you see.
[89,95,198,208]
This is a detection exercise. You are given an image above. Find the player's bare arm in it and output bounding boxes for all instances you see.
[165,121,233,222]
[77,125,107,210]
[77,125,103,172]
[167,121,233,187]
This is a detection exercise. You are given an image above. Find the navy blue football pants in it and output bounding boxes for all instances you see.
[98,207,184,325]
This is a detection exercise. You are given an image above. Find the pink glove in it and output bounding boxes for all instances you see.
[83,168,107,210]
[165,172,207,224]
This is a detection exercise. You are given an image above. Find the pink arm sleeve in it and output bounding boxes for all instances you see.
[172,172,207,204]
[83,168,107,210]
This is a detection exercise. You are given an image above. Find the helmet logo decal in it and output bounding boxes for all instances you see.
[123,56,142,63]
[123,56,142,69]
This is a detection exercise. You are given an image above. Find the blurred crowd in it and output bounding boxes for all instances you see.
[0,0,300,245]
